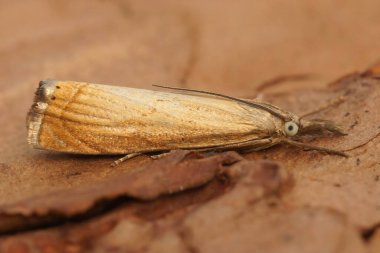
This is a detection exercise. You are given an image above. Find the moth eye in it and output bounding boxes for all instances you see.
[284,121,299,136]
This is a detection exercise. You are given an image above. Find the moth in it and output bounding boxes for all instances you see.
[27,80,347,165]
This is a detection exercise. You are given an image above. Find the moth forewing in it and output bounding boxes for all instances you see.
[27,80,284,155]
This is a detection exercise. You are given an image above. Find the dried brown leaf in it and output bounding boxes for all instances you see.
[0,151,242,233]
[248,76,380,228]
[0,159,291,252]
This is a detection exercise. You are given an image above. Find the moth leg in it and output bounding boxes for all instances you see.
[282,139,348,157]
[190,138,276,153]
[150,152,171,160]
[111,152,142,167]
[237,141,279,153]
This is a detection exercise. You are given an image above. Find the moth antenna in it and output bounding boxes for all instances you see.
[300,95,345,119]
[282,139,348,157]
[342,131,380,152]
[153,85,286,120]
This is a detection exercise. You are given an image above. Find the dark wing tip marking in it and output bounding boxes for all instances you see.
[35,79,58,103]
[27,80,58,148]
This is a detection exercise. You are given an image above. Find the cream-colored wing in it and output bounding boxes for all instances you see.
[27,80,282,154]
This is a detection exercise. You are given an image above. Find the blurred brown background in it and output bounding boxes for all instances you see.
[2,0,380,92]
[1,1,380,252]
[3,0,380,159]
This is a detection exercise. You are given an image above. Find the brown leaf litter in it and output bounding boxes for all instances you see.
[0,74,379,252]
[0,151,292,252]
[1,1,380,251]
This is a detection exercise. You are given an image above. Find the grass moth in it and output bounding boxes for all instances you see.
[27,80,347,164]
